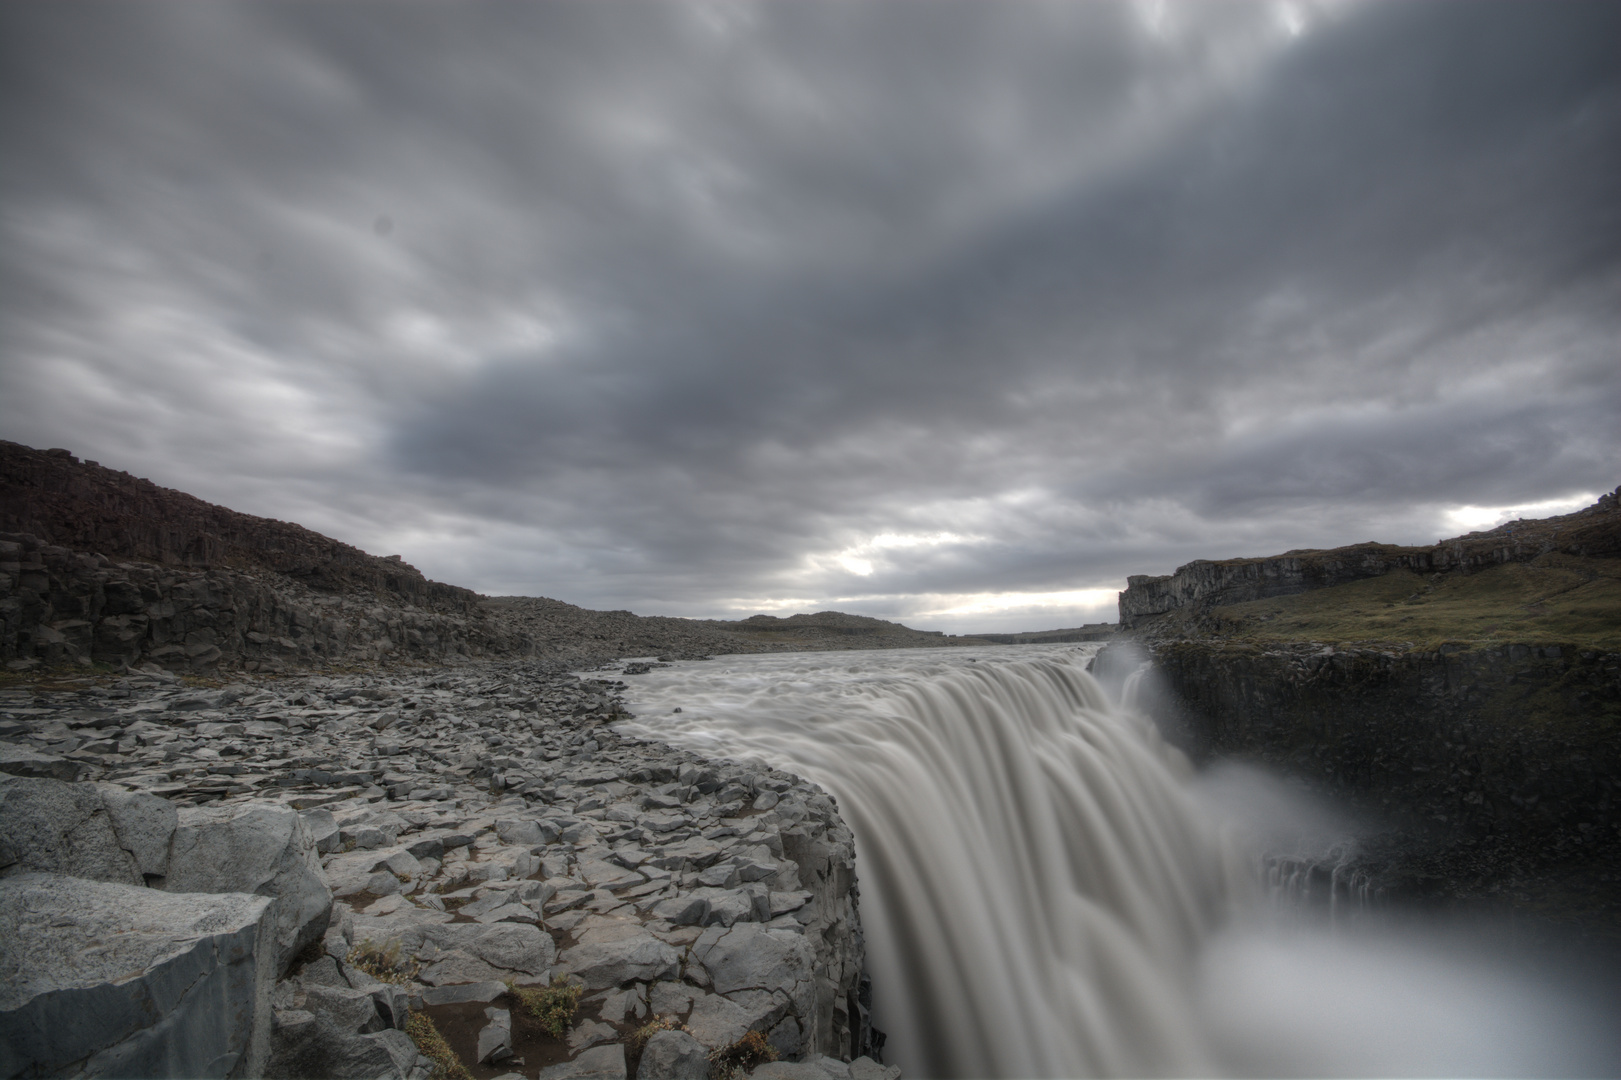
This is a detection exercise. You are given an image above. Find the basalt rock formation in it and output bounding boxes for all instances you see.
[0,441,481,609]
[1113,489,1621,933]
[1118,486,1621,629]
[0,438,890,1078]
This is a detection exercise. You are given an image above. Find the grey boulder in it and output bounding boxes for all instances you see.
[0,871,274,1079]
[165,802,334,976]
[637,1029,709,1079]
[96,783,179,880]
[559,932,679,990]
[266,1009,426,1080]
[682,992,751,1049]
[702,924,815,996]
[300,983,385,1035]
[299,808,341,854]
[0,776,140,885]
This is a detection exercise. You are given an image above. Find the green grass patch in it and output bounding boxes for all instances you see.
[1206,555,1621,649]
[347,938,420,985]
[405,1012,473,1080]
[507,977,583,1040]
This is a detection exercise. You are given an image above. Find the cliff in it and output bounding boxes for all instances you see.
[1118,486,1621,628]
[1110,488,1621,932]
[0,440,480,611]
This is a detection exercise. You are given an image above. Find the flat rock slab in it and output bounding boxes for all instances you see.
[0,744,83,782]
[477,1006,512,1064]
[0,871,274,1078]
[419,980,508,1006]
[536,1043,627,1079]
[559,932,679,990]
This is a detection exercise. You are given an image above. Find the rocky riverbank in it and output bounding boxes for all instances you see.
[0,659,891,1079]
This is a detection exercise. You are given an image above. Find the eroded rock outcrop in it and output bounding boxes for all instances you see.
[1118,486,1621,628]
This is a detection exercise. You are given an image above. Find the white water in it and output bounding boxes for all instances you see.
[611,645,1618,1078]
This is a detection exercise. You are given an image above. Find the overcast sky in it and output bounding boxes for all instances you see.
[2,1,1617,633]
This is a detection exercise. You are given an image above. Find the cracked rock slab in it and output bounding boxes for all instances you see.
[558,932,679,990]
[165,803,333,976]
[0,871,274,1079]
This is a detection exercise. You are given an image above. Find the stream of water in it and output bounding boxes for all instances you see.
[611,645,1616,1078]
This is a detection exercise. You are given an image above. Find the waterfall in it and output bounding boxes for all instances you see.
[612,646,1617,1079]
[616,647,1247,1077]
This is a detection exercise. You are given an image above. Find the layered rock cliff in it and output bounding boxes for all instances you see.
[1,441,482,610]
[1118,486,1621,628]
[1112,488,1621,930]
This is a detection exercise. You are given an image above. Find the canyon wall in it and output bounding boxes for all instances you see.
[0,530,523,674]
[1118,487,1621,627]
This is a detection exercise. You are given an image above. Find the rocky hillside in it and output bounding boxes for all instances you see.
[1119,485,1621,630]
[973,623,1116,645]
[1,441,480,610]
[1,441,977,676]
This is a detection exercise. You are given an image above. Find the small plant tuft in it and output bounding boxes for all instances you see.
[347,938,420,985]
[405,1011,472,1080]
[708,1029,778,1080]
[630,1013,689,1048]
[507,976,584,1039]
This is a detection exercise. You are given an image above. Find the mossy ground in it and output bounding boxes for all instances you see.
[405,1012,473,1080]
[1199,554,1621,650]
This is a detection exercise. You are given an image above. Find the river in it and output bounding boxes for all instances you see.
[610,645,1616,1078]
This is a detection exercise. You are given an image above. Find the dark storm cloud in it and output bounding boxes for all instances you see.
[2,1,1618,631]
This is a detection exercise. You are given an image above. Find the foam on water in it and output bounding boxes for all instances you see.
[611,645,1617,1078]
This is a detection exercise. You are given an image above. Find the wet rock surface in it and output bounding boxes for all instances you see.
[1105,636,1621,938]
[0,658,875,1078]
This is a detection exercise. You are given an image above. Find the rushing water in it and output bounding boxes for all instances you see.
[611,645,1617,1078]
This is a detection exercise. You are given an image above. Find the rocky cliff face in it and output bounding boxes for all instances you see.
[1107,488,1621,927]
[1,441,481,610]
[1127,638,1621,922]
[1,530,524,674]
[1118,487,1621,628]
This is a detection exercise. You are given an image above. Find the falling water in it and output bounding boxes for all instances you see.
[611,645,1618,1078]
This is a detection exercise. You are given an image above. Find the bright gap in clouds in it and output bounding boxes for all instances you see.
[718,588,1121,636]
[1443,493,1599,535]
[831,532,978,578]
